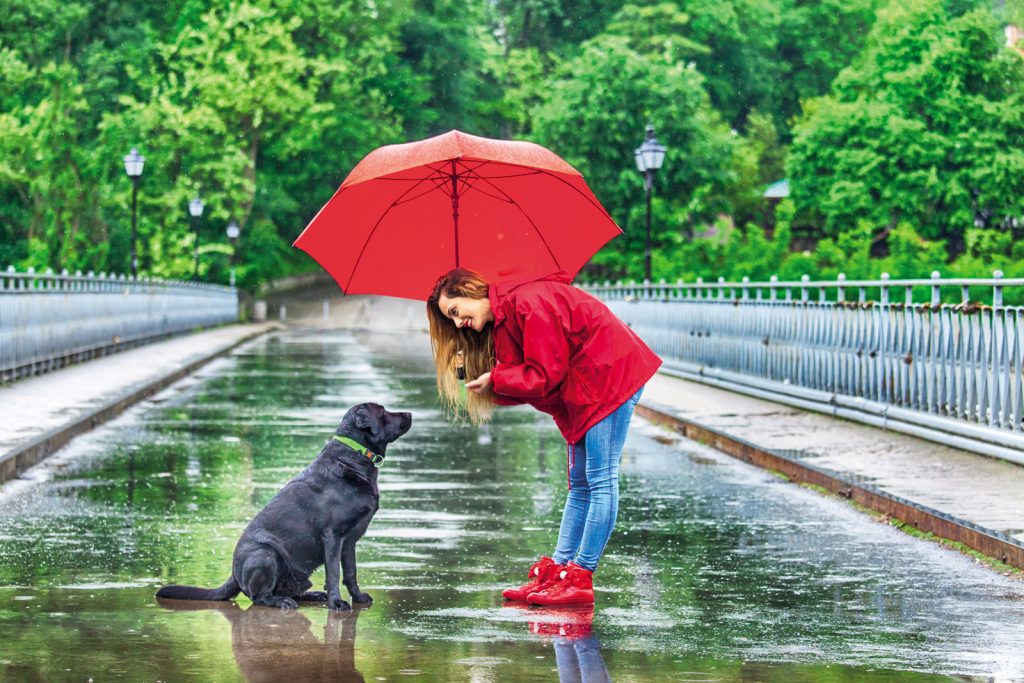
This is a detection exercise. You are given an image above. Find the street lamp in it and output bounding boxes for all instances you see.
[123,148,145,278]
[189,197,205,279]
[226,219,240,287]
[634,125,667,283]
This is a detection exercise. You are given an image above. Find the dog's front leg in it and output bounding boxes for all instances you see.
[342,518,373,605]
[323,532,351,611]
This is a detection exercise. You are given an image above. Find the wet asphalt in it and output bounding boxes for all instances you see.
[0,328,1023,682]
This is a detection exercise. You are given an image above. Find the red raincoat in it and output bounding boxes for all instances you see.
[488,271,662,445]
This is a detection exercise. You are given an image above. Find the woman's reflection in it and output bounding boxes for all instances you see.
[527,606,611,683]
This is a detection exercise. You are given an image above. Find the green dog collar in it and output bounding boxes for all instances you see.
[332,435,384,467]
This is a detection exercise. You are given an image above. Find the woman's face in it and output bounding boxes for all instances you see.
[437,292,493,332]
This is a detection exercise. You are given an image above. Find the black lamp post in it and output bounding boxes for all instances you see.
[189,197,205,279]
[226,220,240,287]
[634,125,667,283]
[123,148,145,278]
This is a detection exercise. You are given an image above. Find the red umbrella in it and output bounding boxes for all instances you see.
[293,130,621,300]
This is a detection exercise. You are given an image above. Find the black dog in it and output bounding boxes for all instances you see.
[156,403,412,610]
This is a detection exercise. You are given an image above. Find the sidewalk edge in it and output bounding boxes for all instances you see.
[0,325,276,485]
[636,400,1024,574]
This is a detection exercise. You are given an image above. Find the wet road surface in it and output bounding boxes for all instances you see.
[1,328,1023,682]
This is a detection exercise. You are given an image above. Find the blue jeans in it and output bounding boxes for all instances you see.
[554,636,609,683]
[552,387,643,572]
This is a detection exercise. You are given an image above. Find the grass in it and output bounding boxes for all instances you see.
[887,518,1024,579]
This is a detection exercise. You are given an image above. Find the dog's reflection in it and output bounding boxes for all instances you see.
[158,599,365,683]
[526,606,612,683]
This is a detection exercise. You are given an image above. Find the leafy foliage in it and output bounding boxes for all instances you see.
[1,0,1019,287]
[788,0,1024,252]
[531,7,738,280]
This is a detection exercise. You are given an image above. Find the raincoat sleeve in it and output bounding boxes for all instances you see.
[491,392,525,406]
[490,298,569,400]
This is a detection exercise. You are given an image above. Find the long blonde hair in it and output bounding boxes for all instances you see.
[426,268,496,425]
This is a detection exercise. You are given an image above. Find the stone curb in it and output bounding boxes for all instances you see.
[0,325,278,485]
[636,400,1024,573]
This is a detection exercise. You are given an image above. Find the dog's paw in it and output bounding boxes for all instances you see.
[329,596,352,611]
[278,597,299,611]
[351,591,373,605]
[297,591,328,603]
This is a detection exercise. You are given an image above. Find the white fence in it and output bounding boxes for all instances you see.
[1,267,239,382]
[587,272,1024,465]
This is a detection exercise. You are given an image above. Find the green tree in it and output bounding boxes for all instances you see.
[678,0,782,128]
[531,22,737,280]
[787,0,1024,254]
[775,0,880,128]
[487,0,625,53]
[97,1,404,285]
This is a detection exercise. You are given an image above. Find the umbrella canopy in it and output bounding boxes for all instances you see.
[293,130,621,300]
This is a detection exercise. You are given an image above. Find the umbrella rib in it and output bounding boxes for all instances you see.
[393,182,450,206]
[459,159,619,226]
[456,177,513,204]
[342,175,437,293]
[339,156,620,292]
[469,174,563,271]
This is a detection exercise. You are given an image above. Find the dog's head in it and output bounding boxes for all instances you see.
[337,403,412,455]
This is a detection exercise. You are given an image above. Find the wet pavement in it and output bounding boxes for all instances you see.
[642,373,1024,546]
[1,328,1024,682]
[0,322,277,459]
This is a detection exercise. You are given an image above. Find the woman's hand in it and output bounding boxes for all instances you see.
[465,371,491,393]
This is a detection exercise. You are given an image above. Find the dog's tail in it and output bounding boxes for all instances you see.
[156,576,240,601]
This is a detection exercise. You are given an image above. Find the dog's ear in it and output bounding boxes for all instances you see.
[353,408,372,431]
[352,405,382,439]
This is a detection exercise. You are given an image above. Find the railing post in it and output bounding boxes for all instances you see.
[931,271,941,307]
[741,276,750,301]
[801,274,809,302]
[769,275,778,301]
[880,272,890,305]
[837,273,846,303]
[993,270,1003,308]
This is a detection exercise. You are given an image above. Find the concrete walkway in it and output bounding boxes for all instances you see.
[0,322,277,481]
[642,373,1024,546]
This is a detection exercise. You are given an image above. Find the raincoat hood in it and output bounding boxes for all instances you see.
[489,270,573,326]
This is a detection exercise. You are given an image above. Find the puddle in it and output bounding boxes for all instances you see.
[0,329,1021,682]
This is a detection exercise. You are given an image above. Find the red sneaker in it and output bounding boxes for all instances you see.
[527,562,594,606]
[502,557,564,601]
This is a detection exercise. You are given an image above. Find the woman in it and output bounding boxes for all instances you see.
[426,268,661,606]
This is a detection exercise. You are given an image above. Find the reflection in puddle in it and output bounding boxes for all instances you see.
[157,599,365,683]
[522,606,612,683]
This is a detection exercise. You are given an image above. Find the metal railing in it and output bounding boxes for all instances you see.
[587,271,1024,465]
[1,267,239,382]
